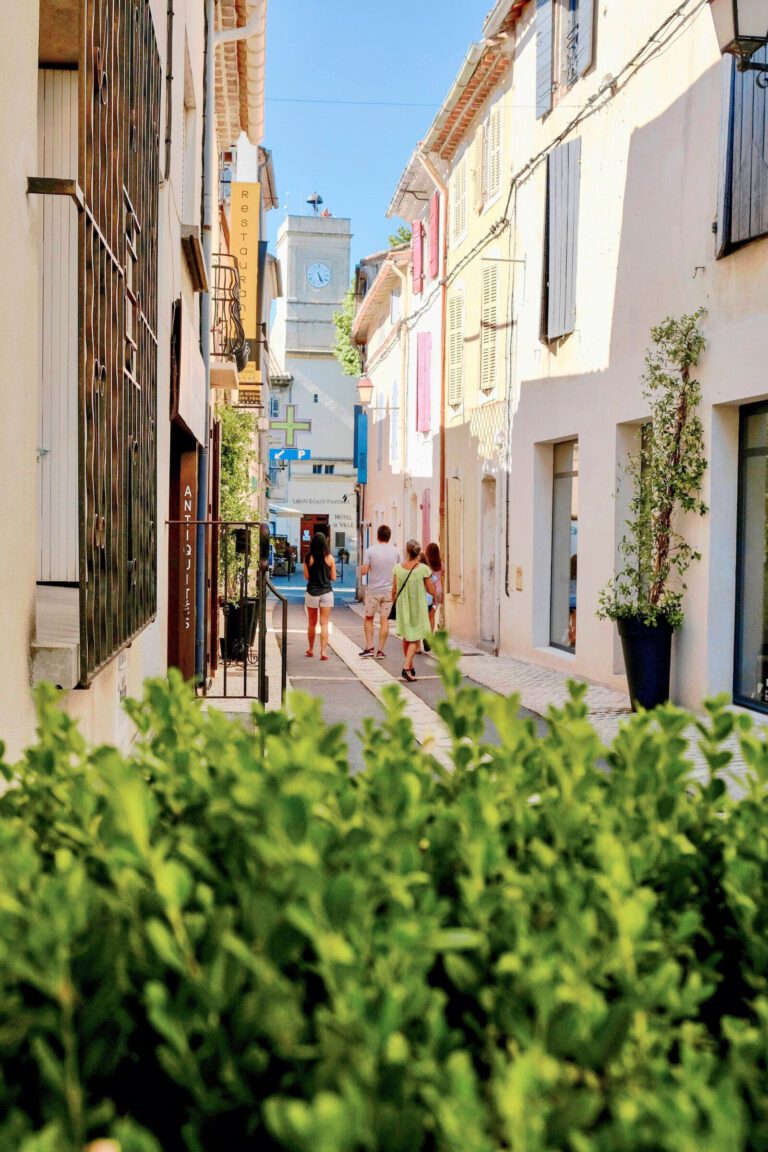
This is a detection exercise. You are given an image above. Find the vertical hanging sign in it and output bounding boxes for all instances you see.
[230,182,261,362]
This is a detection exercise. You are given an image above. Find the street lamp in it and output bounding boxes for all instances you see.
[356,376,374,406]
[708,0,768,81]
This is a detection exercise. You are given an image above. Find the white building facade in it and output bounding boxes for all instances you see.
[269,214,358,562]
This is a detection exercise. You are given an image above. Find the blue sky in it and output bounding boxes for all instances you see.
[263,1,493,271]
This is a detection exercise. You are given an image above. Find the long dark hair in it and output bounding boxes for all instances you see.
[309,532,329,566]
[425,542,442,572]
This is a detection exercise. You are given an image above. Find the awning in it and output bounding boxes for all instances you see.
[268,503,304,518]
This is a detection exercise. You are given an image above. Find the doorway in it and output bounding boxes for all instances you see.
[480,478,497,646]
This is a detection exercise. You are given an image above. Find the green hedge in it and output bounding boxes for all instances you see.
[1,637,768,1151]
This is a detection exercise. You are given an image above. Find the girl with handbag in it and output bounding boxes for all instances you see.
[390,539,435,682]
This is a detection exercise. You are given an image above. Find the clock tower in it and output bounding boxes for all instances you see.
[268,212,357,564]
[273,214,351,354]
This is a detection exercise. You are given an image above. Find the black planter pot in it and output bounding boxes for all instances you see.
[616,614,673,711]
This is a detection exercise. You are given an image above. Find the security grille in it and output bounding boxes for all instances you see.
[79,0,161,683]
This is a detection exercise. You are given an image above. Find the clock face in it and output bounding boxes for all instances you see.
[307,261,331,289]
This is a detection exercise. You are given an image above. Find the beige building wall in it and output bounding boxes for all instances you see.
[496,2,768,709]
[0,5,42,759]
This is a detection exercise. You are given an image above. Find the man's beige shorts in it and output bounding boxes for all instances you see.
[365,590,392,618]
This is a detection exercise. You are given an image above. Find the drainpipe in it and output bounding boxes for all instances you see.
[416,148,449,567]
[214,8,263,45]
[196,0,215,684]
[162,0,174,184]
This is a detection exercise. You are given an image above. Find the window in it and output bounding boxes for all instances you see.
[550,440,578,651]
[480,263,499,393]
[735,404,768,712]
[536,0,596,119]
[416,332,432,433]
[473,103,503,213]
[324,464,335,475]
[447,293,464,408]
[269,395,280,418]
[542,138,581,341]
[717,52,768,254]
[452,155,467,242]
[390,288,401,324]
[376,392,385,473]
[312,464,322,474]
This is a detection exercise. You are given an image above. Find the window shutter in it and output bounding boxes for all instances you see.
[447,294,464,408]
[416,331,432,433]
[536,0,554,119]
[716,57,735,257]
[421,488,431,551]
[453,157,467,239]
[576,0,595,78]
[547,138,581,339]
[446,476,464,596]
[429,191,440,278]
[488,105,503,199]
[473,122,486,212]
[729,46,768,246]
[390,380,399,463]
[480,263,498,393]
[412,220,424,294]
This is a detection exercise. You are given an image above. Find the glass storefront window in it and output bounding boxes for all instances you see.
[735,404,768,712]
[551,440,578,651]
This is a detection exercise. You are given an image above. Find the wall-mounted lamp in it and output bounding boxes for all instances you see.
[708,0,768,83]
[356,376,374,406]
[356,376,399,412]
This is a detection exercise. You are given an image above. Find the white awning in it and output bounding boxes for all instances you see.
[268,503,304,518]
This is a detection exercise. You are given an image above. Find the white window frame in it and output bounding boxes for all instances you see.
[452,153,468,244]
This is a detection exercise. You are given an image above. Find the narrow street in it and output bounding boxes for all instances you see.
[265,568,546,773]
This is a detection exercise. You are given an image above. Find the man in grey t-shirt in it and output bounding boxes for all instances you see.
[359,525,400,657]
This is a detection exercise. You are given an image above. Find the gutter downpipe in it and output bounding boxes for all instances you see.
[416,147,449,578]
[196,0,215,684]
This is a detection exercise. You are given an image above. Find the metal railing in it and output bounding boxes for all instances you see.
[211,254,250,371]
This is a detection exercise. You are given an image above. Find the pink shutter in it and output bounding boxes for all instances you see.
[422,488,431,549]
[429,192,440,279]
[416,331,432,433]
[412,220,424,295]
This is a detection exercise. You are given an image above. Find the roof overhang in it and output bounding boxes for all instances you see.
[421,43,510,162]
[216,0,267,147]
[351,250,410,345]
[387,150,436,222]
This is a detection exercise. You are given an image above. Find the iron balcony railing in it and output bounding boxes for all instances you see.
[211,253,250,372]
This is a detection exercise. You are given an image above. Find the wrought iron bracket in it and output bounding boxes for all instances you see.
[27,177,85,213]
[736,58,768,87]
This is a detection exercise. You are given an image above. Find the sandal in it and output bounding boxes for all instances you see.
[376,650,386,659]
[305,649,314,657]
[320,654,329,661]
[402,667,417,682]
[358,647,375,657]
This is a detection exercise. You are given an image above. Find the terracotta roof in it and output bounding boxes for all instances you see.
[216,0,267,147]
[425,47,509,161]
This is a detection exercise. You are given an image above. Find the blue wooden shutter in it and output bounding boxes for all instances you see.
[547,138,581,339]
[576,0,595,77]
[354,405,368,485]
[536,0,553,119]
[729,46,768,246]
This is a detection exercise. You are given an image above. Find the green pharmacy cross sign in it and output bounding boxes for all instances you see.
[270,404,312,448]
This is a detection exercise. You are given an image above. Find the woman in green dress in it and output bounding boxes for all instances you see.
[391,539,436,682]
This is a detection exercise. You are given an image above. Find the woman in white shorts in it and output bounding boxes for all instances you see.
[303,532,336,660]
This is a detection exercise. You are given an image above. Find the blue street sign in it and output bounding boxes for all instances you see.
[269,448,311,461]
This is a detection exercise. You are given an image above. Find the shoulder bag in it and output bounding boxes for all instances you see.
[389,565,416,620]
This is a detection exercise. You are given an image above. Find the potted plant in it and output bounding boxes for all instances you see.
[597,309,707,710]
